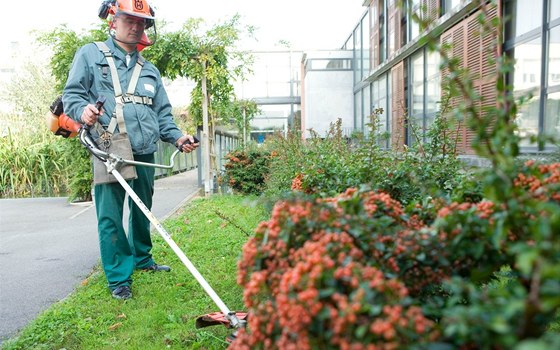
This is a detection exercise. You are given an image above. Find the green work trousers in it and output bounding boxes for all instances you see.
[94,153,156,291]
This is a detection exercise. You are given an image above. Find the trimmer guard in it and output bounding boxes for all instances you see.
[195,311,248,329]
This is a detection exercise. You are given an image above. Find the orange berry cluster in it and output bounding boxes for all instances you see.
[233,190,439,349]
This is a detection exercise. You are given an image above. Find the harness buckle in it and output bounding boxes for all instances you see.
[98,130,112,150]
[101,138,112,150]
[100,130,112,140]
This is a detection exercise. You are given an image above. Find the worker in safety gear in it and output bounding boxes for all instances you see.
[63,0,199,300]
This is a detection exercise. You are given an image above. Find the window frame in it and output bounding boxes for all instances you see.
[504,0,559,150]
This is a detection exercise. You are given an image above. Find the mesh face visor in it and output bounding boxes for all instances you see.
[110,12,157,49]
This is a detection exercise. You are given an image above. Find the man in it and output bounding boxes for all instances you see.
[63,0,198,300]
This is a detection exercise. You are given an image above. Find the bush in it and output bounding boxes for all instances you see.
[0,126,75,198]
[262,130,308,198]
[232,159,560,348]
[264,113,475,206]
[223,146,271,196]
[64,137,93,202]
[232,190,440,349]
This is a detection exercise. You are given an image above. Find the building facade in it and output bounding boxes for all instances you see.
[234,50,302,142]
[301,50,355,138]
[343,0,560,153]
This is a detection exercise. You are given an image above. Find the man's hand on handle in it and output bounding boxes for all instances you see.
[176,135,200,153]
[81,104,104,126]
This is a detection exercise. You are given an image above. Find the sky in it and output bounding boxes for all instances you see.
[1,0,367,51]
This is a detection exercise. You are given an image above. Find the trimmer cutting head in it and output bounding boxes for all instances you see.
[195,311,248,342]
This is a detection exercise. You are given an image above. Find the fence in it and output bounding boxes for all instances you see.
[154,129,241,192]
[153,140,198,178]
[196,128,242,190]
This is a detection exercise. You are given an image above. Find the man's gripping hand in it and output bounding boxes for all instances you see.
[176,135,200,153]
[80,104,104,126]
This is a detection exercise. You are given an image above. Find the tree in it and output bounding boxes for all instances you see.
[143,15,254,125]
[230,98,260,146]
[144,15,255,195]
[38,24,109,92]
[36,24,109,201]
[1,60,58,126]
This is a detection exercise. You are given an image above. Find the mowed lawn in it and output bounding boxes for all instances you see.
[2,194,268,350]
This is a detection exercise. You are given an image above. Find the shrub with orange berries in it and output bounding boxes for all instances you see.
[231,158,560,349]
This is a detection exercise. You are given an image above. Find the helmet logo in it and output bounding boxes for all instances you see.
[134,0,144,10]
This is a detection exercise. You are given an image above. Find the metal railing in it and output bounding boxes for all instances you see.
[152,129,241,189]
[196,128,242,190]
[154,140,198,178]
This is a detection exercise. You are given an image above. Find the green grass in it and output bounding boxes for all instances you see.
[2,194,268,350]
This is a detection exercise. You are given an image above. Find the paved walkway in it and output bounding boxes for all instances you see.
[0,170,200,344]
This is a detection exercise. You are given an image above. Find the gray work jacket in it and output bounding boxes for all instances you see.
[62,38,183,155]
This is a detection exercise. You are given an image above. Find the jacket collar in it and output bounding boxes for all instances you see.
[106,38,138,65]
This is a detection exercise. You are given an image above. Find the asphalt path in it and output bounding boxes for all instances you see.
[0,170,200,344]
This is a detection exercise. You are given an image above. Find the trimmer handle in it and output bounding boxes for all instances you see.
[95,95,106,113]
[82,95,107,132]
[177,136,200,152]
[78,95,109,161]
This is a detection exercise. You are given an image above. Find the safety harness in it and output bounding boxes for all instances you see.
[93,41,153,143]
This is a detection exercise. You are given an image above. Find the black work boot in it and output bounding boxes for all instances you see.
[142,264,171,272]
[112,285,132,300]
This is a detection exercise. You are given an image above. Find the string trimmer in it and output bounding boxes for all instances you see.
[77,97,247,340]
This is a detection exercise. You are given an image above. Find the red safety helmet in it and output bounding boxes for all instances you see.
[115,0,155,26]
[98,0,157,49]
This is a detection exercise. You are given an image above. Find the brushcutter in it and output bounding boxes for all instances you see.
[77,98,247,340]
